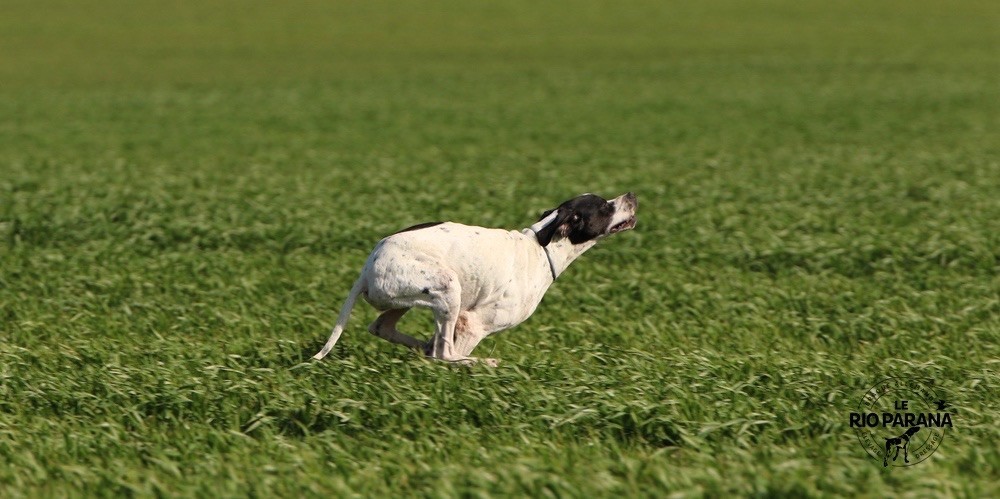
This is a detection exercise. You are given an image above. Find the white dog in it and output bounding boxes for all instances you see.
[313,192,638,366]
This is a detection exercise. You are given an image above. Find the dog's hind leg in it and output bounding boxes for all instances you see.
[368,308,424,350]
[427,272,466,362]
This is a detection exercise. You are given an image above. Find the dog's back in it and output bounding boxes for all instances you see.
[363,223,551,315]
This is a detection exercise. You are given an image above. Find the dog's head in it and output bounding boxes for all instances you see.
[531,192,637,247]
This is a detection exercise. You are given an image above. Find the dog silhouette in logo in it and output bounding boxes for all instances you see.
[884,426,920,467]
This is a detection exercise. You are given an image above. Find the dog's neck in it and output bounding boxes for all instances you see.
[542,237,598,280]
[523,227,598,281]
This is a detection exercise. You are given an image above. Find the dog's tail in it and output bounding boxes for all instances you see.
[905,426,921,437]
[313,277,365,360]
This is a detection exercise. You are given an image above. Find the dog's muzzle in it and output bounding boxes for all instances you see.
[609,192,638,233]
[609,217,637,233]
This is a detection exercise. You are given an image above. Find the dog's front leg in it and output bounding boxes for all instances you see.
[452,317,500,367]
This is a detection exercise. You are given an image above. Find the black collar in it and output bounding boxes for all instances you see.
[542,245,558,281]
[528,227,559,281]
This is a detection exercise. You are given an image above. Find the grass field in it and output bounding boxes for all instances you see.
[2,0,999,496]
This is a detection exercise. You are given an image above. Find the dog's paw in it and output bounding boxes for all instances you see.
[453,357,500,368]
[420,353,500,368]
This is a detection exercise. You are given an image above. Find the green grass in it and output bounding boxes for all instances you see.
[2,0,999,496]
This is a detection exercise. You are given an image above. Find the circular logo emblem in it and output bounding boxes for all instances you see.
[850,377,952,468]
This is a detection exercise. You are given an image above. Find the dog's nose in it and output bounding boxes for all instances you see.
[624,192,637,207]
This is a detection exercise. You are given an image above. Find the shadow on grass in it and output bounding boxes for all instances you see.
[606,412,684,448]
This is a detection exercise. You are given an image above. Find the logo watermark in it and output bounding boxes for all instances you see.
[849,377,952,468]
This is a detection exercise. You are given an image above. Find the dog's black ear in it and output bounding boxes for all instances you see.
[535,209,572,247]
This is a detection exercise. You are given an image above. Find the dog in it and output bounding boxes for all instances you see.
[884,426,920,467]
[312,192,638,366]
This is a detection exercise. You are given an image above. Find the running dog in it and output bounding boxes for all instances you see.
[884,426,920,467]
[312,192,638,366]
